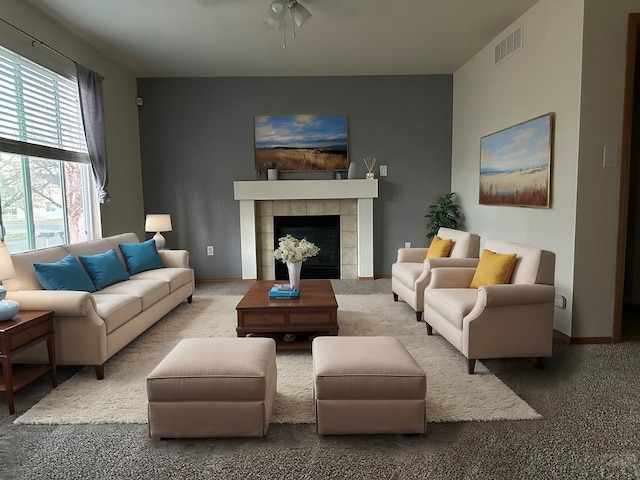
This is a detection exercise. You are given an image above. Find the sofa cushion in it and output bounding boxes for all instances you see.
[119,239,165,275]
[33,254,96,292]
[98,278,170,310]
[391,262,424,291]
[424,289,478,329]
[92,294,142,334]
[426,235,453,259]
[4,246,69,291]
[79,249,130,291]
[438,228,480,258]
[132,268,193,293]
[483,239,553,285]
[470,249,517,289]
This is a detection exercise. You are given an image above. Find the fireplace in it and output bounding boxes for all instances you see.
[233,179,378,280]
[274,215,340,279]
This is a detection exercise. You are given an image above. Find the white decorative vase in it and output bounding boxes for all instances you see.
[347,161,356,179]
[286,261,302,290]
[267,168,279,181]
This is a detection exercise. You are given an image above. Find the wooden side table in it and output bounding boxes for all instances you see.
[0,310,57,415]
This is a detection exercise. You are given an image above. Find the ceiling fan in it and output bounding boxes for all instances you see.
[262,0,312,49]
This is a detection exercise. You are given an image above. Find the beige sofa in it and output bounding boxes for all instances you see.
[4,233,194,379]
[391,228,480,321]
[423,239,555,374]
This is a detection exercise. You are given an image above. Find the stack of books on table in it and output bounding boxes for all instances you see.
[269,284,301,299]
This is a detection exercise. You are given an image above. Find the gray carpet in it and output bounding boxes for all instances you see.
[2,279,640,479]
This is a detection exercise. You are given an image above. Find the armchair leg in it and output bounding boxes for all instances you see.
[416,311,422,322]
[94,364,105,380]
[425,323,433,335]
[467,359,476,374]
[537,357,546,369]
[393,292,398,302]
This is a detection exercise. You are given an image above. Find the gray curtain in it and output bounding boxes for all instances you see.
[76,63,110,203]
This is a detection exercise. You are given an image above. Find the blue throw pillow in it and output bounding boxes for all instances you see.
[79,249,129,291]
[119,239,165,275]
[34,254,96,292]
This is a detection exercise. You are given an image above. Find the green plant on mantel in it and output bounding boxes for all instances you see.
[425,192,462,242]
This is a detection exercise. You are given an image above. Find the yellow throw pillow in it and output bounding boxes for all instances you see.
[470,249,517,288]
[426,236,454,259]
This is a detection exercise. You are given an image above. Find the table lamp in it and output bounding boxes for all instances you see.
[145,214,172,250]
[0,240,19,321]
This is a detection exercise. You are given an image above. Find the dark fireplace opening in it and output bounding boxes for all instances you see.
[274,215,340,280]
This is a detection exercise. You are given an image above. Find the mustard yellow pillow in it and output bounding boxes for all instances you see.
[426,236,454,259]
[470,249,517,288]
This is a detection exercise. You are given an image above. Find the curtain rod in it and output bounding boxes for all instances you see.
[0,17,104,79]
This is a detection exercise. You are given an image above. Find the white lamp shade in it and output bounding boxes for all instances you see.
[262,0,287,28]
[145,214,172,233]
[0,241,16,282]
[291,2,311,27]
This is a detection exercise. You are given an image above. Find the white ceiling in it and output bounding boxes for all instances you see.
[26,0,539,77]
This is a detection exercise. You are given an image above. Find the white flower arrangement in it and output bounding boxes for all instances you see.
[274,234,320,264]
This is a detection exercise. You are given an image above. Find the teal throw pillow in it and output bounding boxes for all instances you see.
[119,239,165,275]
[34,254,96,292]
[79,249,129,291]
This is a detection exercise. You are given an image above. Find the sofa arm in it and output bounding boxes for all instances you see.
[159,250,189,268]
[479,284,555,307]
[6,290,97,316]
[428,267,476,288]
[396,248,428,263]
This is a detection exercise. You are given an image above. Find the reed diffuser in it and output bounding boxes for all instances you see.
[363,156,377,179]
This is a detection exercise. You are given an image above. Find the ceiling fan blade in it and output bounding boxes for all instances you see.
[301,0,359,19]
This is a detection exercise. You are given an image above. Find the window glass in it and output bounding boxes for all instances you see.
[0,43,99,252]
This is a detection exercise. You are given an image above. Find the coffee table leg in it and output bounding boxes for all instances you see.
[1,356,15,415]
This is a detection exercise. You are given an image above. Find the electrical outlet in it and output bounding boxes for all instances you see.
[207,246,214,256]
[380,165,388,177]
[554,294,566,309]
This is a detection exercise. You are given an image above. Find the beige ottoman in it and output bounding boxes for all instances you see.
[147,337,277,438]
[312,336,426,435]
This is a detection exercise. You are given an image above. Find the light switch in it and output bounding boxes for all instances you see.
[603,145,619,168]
[380,165,388,177]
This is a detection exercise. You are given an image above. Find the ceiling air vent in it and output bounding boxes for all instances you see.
[494,24,523,65]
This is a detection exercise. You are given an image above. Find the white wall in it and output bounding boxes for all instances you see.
[1,0,145,239]
[452,0,585,336]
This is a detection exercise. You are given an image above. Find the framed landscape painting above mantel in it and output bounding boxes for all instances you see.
[479,113,554,208]
[254,114,349,172]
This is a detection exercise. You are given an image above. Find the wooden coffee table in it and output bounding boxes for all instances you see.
[236,279,338,351]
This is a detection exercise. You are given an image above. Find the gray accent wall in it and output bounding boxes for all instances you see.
[137,75,452,279]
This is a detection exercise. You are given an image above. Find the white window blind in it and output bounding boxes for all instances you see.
[0,44,89,164]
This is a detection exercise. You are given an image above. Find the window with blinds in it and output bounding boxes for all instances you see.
[0,43,99,253]
[0,44,89,163]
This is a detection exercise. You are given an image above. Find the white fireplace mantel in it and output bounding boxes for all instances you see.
[233,180,378,280]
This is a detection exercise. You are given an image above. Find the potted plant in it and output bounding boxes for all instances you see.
[267,162,278,181]
[425,192,462,242]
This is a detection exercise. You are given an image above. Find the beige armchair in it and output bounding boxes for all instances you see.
[391,228,480,322]
[423,239,555,374]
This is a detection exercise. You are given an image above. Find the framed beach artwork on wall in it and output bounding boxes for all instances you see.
[254,114,349,172]
[479,113,554,208]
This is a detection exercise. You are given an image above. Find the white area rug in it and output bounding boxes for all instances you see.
[15,294,540,425]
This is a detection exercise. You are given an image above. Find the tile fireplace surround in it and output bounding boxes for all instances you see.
[233,180,379,280]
